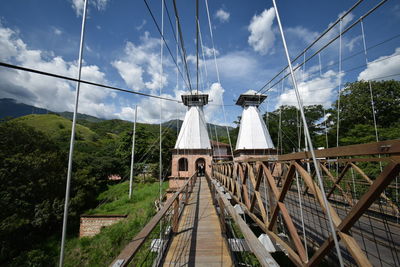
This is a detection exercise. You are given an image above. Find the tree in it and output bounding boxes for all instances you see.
[117,124,177,178]
[0,121,66,263]
[263,105,325,153]
[331,80,400,134]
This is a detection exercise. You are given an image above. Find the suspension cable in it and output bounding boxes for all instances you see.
[158,0,164,220]
[336,19,343,148]
[0,61,179,102]
[271,1,344,265]
[259,0,389,96]
[143,0,191,91]
[204,0,234,159]
[172,0,193,93]
[59,0,88,265]
[257,0,365,93]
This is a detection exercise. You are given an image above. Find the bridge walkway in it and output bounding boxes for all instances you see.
[162,176,233,266]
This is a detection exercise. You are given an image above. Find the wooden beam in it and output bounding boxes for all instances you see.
[307,158,400,266]
[211,179,280,267]
[326,163,351,198]
[249,140,400,162]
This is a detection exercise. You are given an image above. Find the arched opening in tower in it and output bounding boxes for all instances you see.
[195,158,206,176]
[178,157,188,171]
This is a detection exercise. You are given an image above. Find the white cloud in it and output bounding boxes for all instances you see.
[112,32,169,92]
[286,26,318,44]
[136,19,147,31]
[358,48,400,81]
[337,11,355,29]
[203,45,219,58]
[71,0,110,17]
[53,27,62,35]
[248,8,276,55]
[112,61,144,90]
[345,35,361,52]
[215,9,230,23]
[0,24,117,119]
[276,69,341,108]
[212,51,260,80]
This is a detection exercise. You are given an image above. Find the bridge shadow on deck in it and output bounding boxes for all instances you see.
[162,177,233,267]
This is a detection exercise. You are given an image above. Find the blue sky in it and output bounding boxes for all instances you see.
[0,0,399,125]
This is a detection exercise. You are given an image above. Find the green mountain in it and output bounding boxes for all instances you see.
[0,98,50,119]
[14,114,98,142]
[0,98,104,122]
[58,111,104,123]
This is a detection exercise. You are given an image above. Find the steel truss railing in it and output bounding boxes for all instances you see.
[212,140,400,266]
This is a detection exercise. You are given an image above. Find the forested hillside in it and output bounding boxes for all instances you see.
[0,113,176,265]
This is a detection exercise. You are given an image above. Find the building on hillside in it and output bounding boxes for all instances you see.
[168,94,212,194]
[234,92,276,161]
[211,140,233,162]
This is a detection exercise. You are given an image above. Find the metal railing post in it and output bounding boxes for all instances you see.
[173,198,179,233]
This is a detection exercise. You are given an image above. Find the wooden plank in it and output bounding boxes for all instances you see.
[163,177,233,266]
[304,159,400,266]
[278,202,307,262]
[320,164,354,205]
[326,163,351,198]
[294,162,372,267]
[339,158,400,232]
[239,163,251,208]
[228,193,303,267]
[350,162,399,215]
[212,179,280,267]
[251,140,400,161]
[339,232,372,267]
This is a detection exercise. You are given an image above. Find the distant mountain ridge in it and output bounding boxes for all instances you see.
[0,98,233,139]
[0,98,105,122]
[0,98,50,118]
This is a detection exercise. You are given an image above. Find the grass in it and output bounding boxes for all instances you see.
[62,181,168,266]
[14,114,97,141]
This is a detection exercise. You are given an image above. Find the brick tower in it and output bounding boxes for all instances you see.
[169,94,212,191]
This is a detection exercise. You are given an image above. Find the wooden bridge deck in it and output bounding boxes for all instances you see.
[162,177,233,266]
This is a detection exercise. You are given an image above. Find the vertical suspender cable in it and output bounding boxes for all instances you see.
[361,20,379,143]
[336,19,343,148]
[159,0,164,207]
[196,0,199,93]
[129,105,138,199]
[59,0,88,265]
[271,1,344,265]
[198,24,210,89]
[361,19,383,174]
[204,0,234,160]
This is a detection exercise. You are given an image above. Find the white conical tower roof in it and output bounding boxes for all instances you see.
[175,94,211,149]
[235,93,275,150]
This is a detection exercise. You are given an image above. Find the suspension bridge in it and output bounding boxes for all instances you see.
[1,0,399,266]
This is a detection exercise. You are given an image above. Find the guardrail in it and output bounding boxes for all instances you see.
[110,172,197,267]
[212,140,400,267]
[205,173,279,267]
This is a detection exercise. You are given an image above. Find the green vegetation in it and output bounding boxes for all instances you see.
[14,114,98,142]
[0,110,176,265]
[63,181,167,266]
[86,181,168,216]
